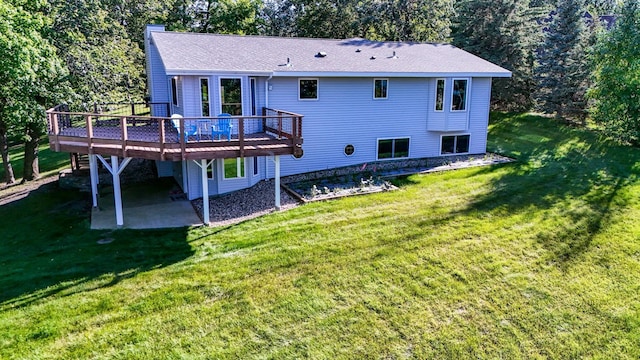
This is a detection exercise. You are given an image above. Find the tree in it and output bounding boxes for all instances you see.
[365,0,453,42]
[452,0,537,111]
[535,0,590,122]
[259,0,299,36]
[48,0,146,108]
[589,0,640,144]
[0,0,67,183]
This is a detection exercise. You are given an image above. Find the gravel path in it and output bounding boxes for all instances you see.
[192,179,300,227]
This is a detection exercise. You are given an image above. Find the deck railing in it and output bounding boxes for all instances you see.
[46,105,303,160]
[93,102,172,118]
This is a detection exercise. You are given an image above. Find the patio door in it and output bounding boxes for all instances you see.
[219,78,243,115]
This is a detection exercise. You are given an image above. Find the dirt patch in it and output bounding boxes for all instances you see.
[0,176,59,207]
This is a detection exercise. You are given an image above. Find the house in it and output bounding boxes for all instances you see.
[145,25,510,194]
[46,25,511,227]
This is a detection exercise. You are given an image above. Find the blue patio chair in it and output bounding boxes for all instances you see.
[211,113,233,141]
[171,114,199,141]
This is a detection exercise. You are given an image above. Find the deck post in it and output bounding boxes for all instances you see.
[111,156,125,227]
[89,154,99,208]
[274,155,281,210]
[200,159,210,225]
[192,159,213,225]
[97,155,132,227]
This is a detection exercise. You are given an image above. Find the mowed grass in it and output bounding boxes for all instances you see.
[0,141,69,184]
[1,113,639,358]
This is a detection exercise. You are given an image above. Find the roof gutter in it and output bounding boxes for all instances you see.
[270,71,512,78]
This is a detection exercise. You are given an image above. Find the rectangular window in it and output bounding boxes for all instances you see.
[200,78,210,116]
[223,158,245,179]
[250,78,257,116]
[374,79,388,99]
[171,77,178,106]
[207,161,214,179]
[435,79,445,111]
[299,79,318,100]
[253,157,259,176]
[377,138,410,160]
[220,78,242,115]
[452,79,468,111]
[441,135,470,154]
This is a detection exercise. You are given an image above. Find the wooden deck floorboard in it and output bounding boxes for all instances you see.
[51,126,300,160]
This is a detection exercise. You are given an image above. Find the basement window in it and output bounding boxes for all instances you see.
[441,135,470,154]
[223,158,245,179]
[377,138,409,160]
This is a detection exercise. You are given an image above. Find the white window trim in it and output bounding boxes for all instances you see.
[207,160,215,180]
[219,76,244,115]
[373,78,389,100]
[199,77,210,117]
[376,137,411,161]
[222,157,246,180]
[298,78,319,101]
[252,156,259,177]
[249,77,258,116]
[451,78,470,112]
[440,134,471,156]
[435,78,445,112]
[170,77,179,106]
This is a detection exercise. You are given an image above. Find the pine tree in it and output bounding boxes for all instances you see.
[535,0,590,122]
[589,0,640,144]
[452,0,537,111]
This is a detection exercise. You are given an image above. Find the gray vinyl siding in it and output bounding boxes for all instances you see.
[267,77,424,177]
[426,78,470,132]
[179,75,271,199]
[178,75,493,198]
[145,31,170,110]
[263,76,492,177]
[467,77,492,154]
[185,157,266,199]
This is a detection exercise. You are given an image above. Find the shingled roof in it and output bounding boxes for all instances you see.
[150,31,511,78]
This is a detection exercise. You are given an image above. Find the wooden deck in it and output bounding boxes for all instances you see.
[46,106,304,161]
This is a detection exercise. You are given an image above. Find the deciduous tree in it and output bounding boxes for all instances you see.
[0,0,67,183]
[589,0,640,144]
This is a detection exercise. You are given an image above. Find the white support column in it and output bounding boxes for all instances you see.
[274,155,281,211]
[193,159,213,226]
[89,154,99,208]
[200,159,210,225]
[111,156,124,227]
[96,155,132,228]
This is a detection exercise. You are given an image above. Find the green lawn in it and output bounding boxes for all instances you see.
[0,141,69,184]
[1,113,639,358]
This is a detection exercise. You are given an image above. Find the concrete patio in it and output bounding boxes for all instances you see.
[91,178,202,229]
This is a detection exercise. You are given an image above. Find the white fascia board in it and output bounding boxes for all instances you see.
[166,69,273,77]
[164,69,513,78]
[272,71,512,78]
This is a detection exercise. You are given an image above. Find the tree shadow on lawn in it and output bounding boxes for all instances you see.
[458,114,639,266]
[0,182,194,310]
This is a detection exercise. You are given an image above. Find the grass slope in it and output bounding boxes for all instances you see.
[0,142,69,184]
[1,113,639,358]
